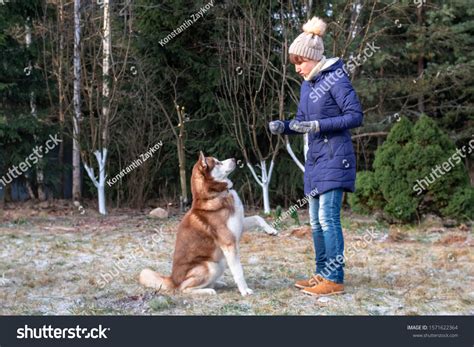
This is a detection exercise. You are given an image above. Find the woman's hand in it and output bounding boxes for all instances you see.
[289,120,320,133]
[268,120,285,134]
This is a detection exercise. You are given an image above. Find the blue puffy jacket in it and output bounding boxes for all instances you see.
[281,58,363,196]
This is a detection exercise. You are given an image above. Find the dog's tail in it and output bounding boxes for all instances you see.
[139,268,175,291]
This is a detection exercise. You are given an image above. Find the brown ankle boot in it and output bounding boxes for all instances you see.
[294,274,325,289]
[301,278,344,296]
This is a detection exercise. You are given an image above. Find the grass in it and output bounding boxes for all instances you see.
[0,203,472,315]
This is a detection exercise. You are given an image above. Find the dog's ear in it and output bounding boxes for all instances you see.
[199,151,207,168]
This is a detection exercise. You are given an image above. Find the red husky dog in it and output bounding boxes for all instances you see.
[139,152,277,296]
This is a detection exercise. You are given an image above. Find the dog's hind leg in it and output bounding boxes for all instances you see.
[243,215,278,235]
[179,263,219,295]
[182,288,217,295]
[208,260,227,288]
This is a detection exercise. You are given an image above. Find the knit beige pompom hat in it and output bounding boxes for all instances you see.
[289,17,327,61]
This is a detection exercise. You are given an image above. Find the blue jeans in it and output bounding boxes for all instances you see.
[308,188,345,284]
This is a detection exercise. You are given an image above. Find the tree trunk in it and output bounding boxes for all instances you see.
[58,0,65,198]
[306,0,313,20]
[97,150,107,215]
[101,0,111,145]
[262,183,270,215]
[285,136,305,172]
[82,0,113,215]
[84,149,108,215]
[416,5,425,114]
[24,175,36,200]
[26,18,46,201]
[247,160,274,214]
[176,105,188,210]
[91,0,111,215]
[349,0,362,39]
[72,0,82,200]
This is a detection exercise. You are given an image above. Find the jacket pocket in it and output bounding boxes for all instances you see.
[323,135,334,159]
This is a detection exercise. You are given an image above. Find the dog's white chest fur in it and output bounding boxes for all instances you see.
[226,189,244,240]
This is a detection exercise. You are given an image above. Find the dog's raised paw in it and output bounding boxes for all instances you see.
[265,228,278,235]
[240,288,254,296]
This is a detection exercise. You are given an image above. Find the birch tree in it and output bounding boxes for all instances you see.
[82,0,111,215]
[57,0,67,196]
[80,0,132,215]
[23,16,36,200]
[72,0,82,200]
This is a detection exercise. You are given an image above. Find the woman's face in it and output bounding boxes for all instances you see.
[295,59,318,78]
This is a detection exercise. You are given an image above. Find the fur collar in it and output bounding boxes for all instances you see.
[304,57,340,81]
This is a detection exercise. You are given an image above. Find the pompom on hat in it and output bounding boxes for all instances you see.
[289,17,327,62]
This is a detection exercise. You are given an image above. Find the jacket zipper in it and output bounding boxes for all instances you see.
[324,135,334,159]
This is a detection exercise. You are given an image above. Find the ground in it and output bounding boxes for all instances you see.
[0,201,473,315]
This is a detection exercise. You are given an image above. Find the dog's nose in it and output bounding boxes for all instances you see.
[231,158,236,163]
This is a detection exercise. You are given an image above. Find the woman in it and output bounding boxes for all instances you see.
[269,17,363,296]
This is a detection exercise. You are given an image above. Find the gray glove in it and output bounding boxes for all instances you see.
[269,120,284,134]
[289,120,320,133]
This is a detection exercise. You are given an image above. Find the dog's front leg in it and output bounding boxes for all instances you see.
[243,215,278,235]
[221,245,253,296]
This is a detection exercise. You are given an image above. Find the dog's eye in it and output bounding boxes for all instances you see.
[217,162,222,166]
